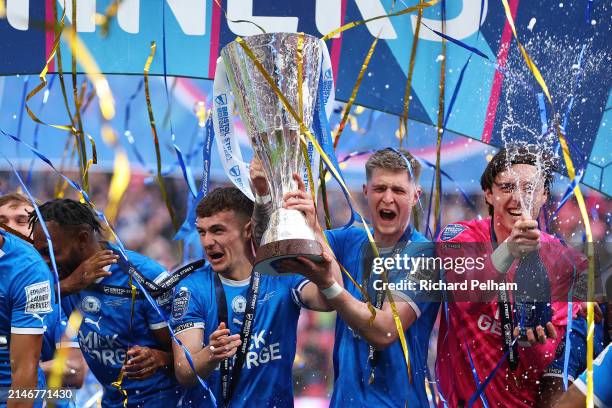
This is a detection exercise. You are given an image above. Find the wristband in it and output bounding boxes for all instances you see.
[492,241,515,274]
[321,282,343,299]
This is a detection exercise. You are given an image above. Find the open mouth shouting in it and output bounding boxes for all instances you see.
[206,249,226,265]
[379,209,397,222]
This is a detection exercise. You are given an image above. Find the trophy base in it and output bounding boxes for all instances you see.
[254,239,323,276]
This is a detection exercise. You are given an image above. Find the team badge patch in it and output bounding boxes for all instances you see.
[24,281,52,314]
[82,296,101,313]
[172,287,191,320]
[231,295,247,314]
[440,224,466,241]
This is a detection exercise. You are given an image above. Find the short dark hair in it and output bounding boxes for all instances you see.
[481,145,556,215]
[0,193,35,209]
[195,187,253,220]
[365,148,421,182]
[29,198,102,233]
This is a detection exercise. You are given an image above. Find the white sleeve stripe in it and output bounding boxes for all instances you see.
[573,378,605,408]
[149,321,169,330]
[296,279,310,292]
[389,291,421,318]
[174,323,205,335]
[56,341,80,349]
[11,327,45,335]
[291,289,307,309]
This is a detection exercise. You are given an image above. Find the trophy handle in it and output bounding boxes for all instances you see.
[212,57,256,201]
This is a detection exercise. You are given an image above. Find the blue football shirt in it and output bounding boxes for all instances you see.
[574,343,612,408]
[544,305,607,382]
[170,264,308,408]
[61,245,180,408]
[0,231,54,408]
[324,226,439,407]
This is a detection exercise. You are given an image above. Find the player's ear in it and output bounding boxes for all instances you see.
[75,227,91,250]
[362,183,368,197]
[484,188,494,207]
[243,220,252,241]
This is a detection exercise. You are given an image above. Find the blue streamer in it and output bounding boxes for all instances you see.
[15,76,30,153]
[117,253,216,406]
[464,335,491,408]
[585,0,593,24]
[466,309,527,408]
[2,153,62,345]
[313,75,358,229]
[546,169,584,230]
[537,93,548,134]
[422,23,489,60]
[419,157,477,211]
[161,2,197,199]
[123,79,148,169]
[27,75,55,185]
[426,44,473,237]
[175,117,214,242]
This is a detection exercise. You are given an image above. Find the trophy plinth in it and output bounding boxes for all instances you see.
[215,32,326,275]
[254,208,323,275]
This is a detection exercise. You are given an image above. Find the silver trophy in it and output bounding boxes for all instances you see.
[219,32,324,275]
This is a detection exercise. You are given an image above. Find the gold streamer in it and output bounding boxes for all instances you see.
[321,0,439,41]
[399,0,424,147]
[236,37,412,382]
[68,0,91,192]
[213,0,266,34]
[61,30,115,121]
[0,1,5,18]
[105,138,131,223]
[499,1,595,405]
[95,0,121,37]
[333,35,380,149]
[294,33,366,306]
[54,136,77,198]
[433,6,447,235]
[143,41,180,233]
[24,4,73,133]
[47,310,83,408]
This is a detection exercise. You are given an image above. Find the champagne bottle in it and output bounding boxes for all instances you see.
[514,250,552,347]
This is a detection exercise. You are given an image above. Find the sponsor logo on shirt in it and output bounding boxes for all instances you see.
[24,281,52,314]
[82,296,102,314]
[79,329,126,367]
[244,330,282,370]
[172,287,191,320]
[477,308,502,336]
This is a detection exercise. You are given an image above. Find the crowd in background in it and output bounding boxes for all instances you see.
[0,168,609,402]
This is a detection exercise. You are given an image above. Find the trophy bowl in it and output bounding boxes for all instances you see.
[219,32,325,275]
